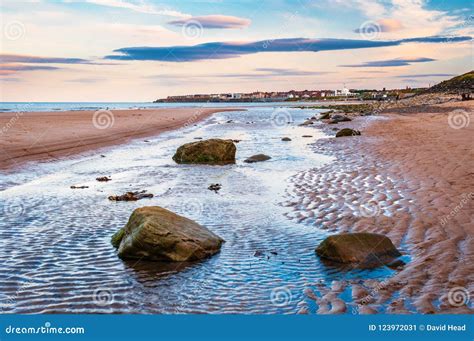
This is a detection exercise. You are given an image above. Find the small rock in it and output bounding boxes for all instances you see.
[299,120,314,126]
[70,185,89,189]
[319,112,331,120]
[282,137,292,141]
[302,135,313,138]
[208,183,222,192]
[254,250,264,257]
[244,154,271,163]
[100,155,106,158]
[108,190,153,201]
[96,176,112,182]
[335,128,361,137]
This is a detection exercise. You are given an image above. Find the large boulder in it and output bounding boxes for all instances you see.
[172,139,236,164]
[244,154,271,163]
[335,128,361,137]
[315,233,401,268]
[112,206,224,262]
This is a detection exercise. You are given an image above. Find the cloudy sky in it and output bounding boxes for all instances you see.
[0,0,472,101]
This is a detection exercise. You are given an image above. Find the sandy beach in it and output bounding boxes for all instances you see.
[285,99,473,314]
[0,107,239,171]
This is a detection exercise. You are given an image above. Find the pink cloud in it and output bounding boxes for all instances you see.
[168,15,251,29]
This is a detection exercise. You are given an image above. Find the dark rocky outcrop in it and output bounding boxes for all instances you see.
[112,206,224,262]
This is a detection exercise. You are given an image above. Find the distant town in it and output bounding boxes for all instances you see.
[154,86,426,103]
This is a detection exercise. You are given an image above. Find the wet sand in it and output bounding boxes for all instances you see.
[286,100,473,314]
[0,107,239,171]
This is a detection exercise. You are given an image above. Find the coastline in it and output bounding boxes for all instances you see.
[0,107,240,171]
[285,100,473,314]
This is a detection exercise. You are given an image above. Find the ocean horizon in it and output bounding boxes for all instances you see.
[0,101,341,113]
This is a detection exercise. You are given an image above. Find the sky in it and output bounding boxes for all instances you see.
[0,0,472,102]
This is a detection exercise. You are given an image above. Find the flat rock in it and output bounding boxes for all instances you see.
[330,114,352,123]
[315,233,401,268]
[172,138,236,165]
[244,154,271,163]
[281,137,292,141]
[108,190,153,201]
[112,206,224,262]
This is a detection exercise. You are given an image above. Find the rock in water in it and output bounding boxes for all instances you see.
[172,138,236,164]
[244,154,271,163]
[315,233,401,268]
[335,128,361,137]
[108,190,153,201]
[329,114,352,123]
[112,206,224,262]
[281,137,292,141]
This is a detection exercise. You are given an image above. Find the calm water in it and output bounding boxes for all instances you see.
[0,107,395,313]
[0,101,331,113]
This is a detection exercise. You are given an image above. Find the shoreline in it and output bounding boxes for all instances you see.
[285,99,473,314]
[0,107,241,171]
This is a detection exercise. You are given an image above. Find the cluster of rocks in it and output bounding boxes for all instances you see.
[107,138,404,270]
